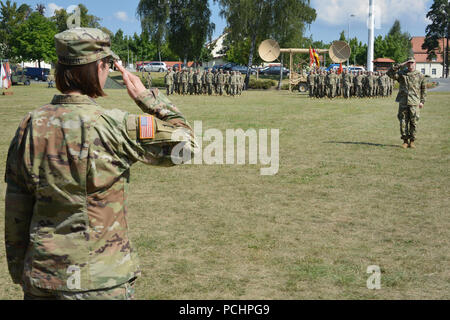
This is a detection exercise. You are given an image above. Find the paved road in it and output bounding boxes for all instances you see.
[429,77,450,92]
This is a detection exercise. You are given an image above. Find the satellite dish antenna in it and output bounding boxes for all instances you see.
[329,41,351,63]
[258,39,280,62]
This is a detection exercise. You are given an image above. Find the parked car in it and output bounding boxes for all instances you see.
[231,65,256,75]
[260,66,289,76]
[11,66,31,85]
[172,63,186,71]
[211,64,222,72]
[144,62,168,72]
[348,66,366,73]
[24,67,50,81]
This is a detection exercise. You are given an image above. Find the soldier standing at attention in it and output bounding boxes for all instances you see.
[47,73,55,88]
[173,67,179,94]
[217,69,225,96]
[326,70,337,99]
[4,27,196,300]
[307,71,316,98]
[343,69,352,99]
[225,71,231,95]
[387,57,426,149]
[188,68,195,95]
[164,67,174,96]
[355,71,364,98]
[206,69,214,95]
[143,70,152,89]
[181,68,188,95]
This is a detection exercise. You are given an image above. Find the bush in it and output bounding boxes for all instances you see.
[248,79,277,89]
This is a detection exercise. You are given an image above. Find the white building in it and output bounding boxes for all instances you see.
[412,36,446,78]
[203,33,228,67]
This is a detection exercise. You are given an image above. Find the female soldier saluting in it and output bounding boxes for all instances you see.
[4,27,195,300]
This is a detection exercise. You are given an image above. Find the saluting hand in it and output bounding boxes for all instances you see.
[115,61,147,100]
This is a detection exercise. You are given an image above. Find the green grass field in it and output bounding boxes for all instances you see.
[0,83,449,299]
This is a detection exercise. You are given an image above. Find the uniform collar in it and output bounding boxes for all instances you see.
[51,94,98,105]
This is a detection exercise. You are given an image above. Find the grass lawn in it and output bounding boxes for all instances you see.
[0,83,448,299]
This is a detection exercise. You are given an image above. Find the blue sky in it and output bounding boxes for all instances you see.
[16,0,433,44]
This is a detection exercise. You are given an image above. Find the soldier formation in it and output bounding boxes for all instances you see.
[164,67,245,97]
[307,69,394,99]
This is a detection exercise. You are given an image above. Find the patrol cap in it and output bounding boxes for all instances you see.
[406,56,416,63]
[55,27,119,66]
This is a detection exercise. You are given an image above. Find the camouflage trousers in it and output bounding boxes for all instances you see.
[308,84,315,97]
[166,84,173,96]
[398,104,419,141]
[23,278,136,300]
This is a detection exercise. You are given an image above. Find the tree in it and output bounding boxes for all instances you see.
[339,30,346,41]
[168,0,214,64]
[11,11,57,67]
[423,0,449,78]
[0,0,31,59]
[136,0,170,61]
[348,37,367,66]
[136,0,214,63]
[372,20,411,63]
[216,0,315,87]
[35,3,45,16]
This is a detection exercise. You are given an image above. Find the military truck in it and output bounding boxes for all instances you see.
[290,71,308,93]
[11,66,31,86]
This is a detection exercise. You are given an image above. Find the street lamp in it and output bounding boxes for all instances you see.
[347,14,355,67]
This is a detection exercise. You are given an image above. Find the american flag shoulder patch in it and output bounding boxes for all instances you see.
[139,115,155,139]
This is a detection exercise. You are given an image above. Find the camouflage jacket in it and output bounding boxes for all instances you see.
[387,64,427,105]
[5,89,196,291]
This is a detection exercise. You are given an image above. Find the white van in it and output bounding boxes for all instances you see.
[144,62,168,72]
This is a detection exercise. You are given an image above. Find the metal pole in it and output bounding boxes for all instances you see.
[367,0,375,72]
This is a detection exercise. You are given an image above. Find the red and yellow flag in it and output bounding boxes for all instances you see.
[312,48,320,68]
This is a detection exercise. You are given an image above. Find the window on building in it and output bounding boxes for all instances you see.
[431,57,437,62]
[432,69,436,75]
[421,68,425,74]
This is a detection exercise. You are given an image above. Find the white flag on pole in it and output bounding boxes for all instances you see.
[0,63,5,89]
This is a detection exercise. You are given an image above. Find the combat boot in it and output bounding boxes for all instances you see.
[409,140,416,149]
[402,139,409,149]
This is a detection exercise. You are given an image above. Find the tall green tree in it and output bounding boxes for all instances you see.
[372,20,411,63]
[35,3,45,16]
[0,0,31,59]
[423,0,449,78]
[11,11,57,67]
[136,0,170,61]
[348,37,367,66]
[216,0,315,86]
[168,0,215,64]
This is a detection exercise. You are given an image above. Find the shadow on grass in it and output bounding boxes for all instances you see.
[325,141,401,148]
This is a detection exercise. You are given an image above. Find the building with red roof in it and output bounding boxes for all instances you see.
[411,36,446,78]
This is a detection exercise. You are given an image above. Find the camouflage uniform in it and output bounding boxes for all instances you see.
[343,71,353,99]
[217,70,225,95]
[326,71,337,98]
[387,59,427,142]
[47,74,55,88]
[164,69,174,96]
[355,72,364,97]
[307,72,316,98]
[5,27,196,300]
[205,70,214,95]
[188,68,195,95]
[181,70,188,95]
[142,71,152,89]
